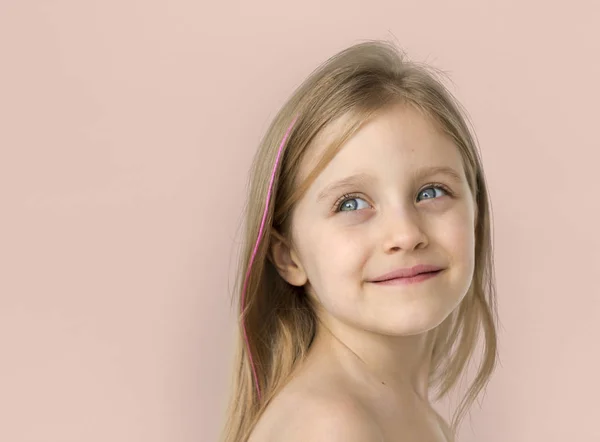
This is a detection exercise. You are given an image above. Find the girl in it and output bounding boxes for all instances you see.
[220,39,498,442]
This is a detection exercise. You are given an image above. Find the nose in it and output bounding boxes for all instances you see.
[380,207,429,253]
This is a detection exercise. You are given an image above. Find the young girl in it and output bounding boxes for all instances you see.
[220,39,498,442]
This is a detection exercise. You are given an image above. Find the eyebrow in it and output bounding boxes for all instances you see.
[316,166,464,203]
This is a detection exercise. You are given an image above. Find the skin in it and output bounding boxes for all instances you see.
[249,103,477,441]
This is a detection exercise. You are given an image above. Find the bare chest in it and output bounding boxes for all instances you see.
[366,396,453,442]
[373,409,451,442]
[250,391,452,442]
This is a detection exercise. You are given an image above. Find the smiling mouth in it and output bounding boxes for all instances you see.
[370,269,444,285]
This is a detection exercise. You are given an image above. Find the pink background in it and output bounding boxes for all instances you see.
[1,1,599,441]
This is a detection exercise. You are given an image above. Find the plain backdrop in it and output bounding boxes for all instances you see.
[1,1,599,441]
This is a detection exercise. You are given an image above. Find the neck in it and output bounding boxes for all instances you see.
[310,314,437,403]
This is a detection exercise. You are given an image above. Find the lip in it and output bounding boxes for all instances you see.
[369,264,445,282]
[370,270,443,286]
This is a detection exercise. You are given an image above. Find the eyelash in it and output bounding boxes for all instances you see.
[332,183,454,213]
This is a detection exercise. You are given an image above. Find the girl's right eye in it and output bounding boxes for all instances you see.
[334,193,371,213]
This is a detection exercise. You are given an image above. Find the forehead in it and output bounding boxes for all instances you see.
[297,104,463,193]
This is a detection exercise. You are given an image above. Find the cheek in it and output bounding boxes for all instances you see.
[448,221,475,253]
[441,202,476,249]
[318,229,368,270]
[303,229,369,299]
[439,213,476,283]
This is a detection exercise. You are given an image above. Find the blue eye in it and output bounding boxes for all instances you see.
[333,184,452,213]
[417,185,450,202]
[335,194,370,212]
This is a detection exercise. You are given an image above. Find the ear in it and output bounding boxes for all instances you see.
[268,229,308,287]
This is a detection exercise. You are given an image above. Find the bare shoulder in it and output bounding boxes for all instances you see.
[276,392,383,442]
[251,386,383,442]
[286,396,383,442]
[248,347,385,442]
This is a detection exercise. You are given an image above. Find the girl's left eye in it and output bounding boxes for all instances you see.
[333,184,451,213]
[417,184,450,202]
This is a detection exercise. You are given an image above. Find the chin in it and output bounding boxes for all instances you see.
[361,271,468,336]
[368,297,460,337]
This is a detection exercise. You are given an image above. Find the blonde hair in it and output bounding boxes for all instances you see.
[220,39,498,441]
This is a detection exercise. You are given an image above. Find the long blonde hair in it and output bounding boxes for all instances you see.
[220,39,498,441]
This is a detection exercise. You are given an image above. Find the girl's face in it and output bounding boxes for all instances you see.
[275,103,476,336]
